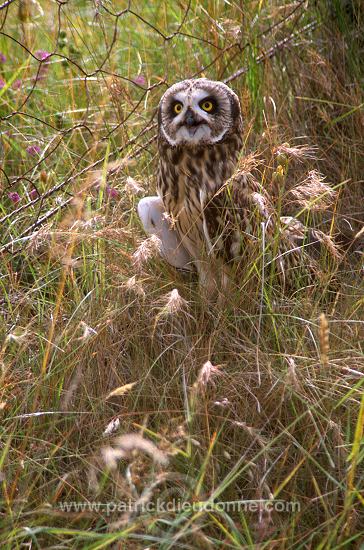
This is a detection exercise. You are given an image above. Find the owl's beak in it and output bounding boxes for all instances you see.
[184,108,200,128]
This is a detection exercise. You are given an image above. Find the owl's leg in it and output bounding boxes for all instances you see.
[137,196,194,271]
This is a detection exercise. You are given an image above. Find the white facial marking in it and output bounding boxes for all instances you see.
[175,124,212,145]
[209,128,228,143]
[161,124,179,146]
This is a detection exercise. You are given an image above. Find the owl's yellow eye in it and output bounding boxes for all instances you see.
[173,102,183,115]
[201,100,214,112]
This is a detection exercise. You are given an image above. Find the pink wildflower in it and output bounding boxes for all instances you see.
[26,145,41,156]
[133,75,146,86]
[13,79,22,90]
[106,186,119,199]
[8,192,21,203]
[35,50,51,61]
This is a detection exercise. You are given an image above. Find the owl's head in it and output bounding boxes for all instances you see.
[158,79,242,147]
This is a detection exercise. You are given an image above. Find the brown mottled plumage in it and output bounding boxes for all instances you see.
[157,79,242,277]
[156,78,338,289]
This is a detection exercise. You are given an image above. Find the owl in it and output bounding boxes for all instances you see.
[156,78,243,283]
[138,78,338,291]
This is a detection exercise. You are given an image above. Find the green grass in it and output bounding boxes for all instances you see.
[0,0,363,548]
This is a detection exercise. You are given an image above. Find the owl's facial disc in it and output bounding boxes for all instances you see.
[166,91,216,145]
[159,80,240,147]
[169,91,222,145]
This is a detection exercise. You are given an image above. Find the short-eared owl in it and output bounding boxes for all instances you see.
[138,78,338,290]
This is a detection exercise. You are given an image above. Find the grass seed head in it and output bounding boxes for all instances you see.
[196,360,222,388]
[101,434,169,470]
[163,288,188,315]
[125,176,144,195]
[132,235,161,270]
[274,143,318,162]
[124,275,146,297]
[288,170,336,211]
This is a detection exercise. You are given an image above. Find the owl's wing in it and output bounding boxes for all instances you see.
[199,170,273,262]
[200,168,340,288]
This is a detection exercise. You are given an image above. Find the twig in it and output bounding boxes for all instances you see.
[224,20,318,84]
[0,0,16,10]
[0,131,157,254]
[1,18,318,254]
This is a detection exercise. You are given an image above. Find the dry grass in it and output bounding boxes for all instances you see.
[0,1,363,548]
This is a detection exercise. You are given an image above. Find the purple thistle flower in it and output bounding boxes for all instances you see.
[13,79,22,90]
[29,188,39,200]
[133,74,146,86]
[35,50,51,61]
[106,186,119,200]
[8,192,21,203]
[0,53,6,63]
[0,78,5,89]
[26,145,41,156]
